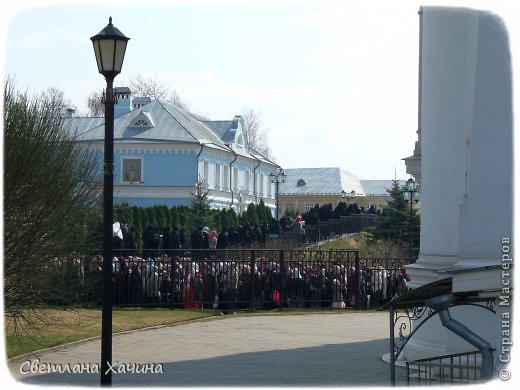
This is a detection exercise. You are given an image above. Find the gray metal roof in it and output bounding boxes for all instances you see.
[203,116,241,143]
[202,120,232,139]
[279,168,365,196]
[360,180,406,196]
[66,100,227,148]
[62,117,105,137]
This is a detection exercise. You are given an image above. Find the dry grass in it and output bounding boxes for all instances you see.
[5,307,220,359]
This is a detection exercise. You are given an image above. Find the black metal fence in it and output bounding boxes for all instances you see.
[76,249,414,310]
[279,215,379,247]
[406,350,493,385]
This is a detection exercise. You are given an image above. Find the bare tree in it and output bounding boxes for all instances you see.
[86,90,105,116]
[85,74,191,116]
[128,74,169,100]
[4,78,102,343]
[241,108,273,160]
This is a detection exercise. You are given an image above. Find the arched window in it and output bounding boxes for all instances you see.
[134,119,149,127]
[237,134,244,146]
[297,179,306,186]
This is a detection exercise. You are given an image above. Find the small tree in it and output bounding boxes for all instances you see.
[246,203,259,224]
[367,180,420,256]
[190,177,213,228]
[228,207,238,226]
[220,208,230,229]
[162,205,171,227]
[170,207,180,228]
[139,207,149,230]
[153,205,166,229]
[146,207,157,227]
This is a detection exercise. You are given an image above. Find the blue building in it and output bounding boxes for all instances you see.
[63,87,280,213]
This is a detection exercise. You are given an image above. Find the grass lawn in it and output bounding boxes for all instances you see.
[5,307,361,360]
[5,307,220,359]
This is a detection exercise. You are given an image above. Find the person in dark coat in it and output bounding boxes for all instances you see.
[169,226,182,257]
[143,224,155,259]
[161,226,171,255]
[217,228,229,249]
[201,264,218,309]
[191,227,203,250]
[123,226,137,257]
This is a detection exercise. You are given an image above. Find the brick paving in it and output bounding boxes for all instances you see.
[8,311,400,387]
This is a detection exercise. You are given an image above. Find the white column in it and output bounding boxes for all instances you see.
[406,7,480,287]
[402,6,512,362]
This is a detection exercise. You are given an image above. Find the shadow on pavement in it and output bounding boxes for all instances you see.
[18,338,406,387]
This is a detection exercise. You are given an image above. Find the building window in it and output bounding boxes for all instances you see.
[259,174,264,196]
[121,157,143,183]
[134,119,148,127]
[245,171,250,194]
[267,179,272,198]
[224,166,229,190]
[305,202,314,212]
[285,203,294,214]
[203,161,209,186]
[215,164,221,189]
[233,168,239,191]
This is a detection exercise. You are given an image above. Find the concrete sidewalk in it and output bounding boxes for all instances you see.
[8,311,399,387]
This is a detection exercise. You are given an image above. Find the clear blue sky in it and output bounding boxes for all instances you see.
[2,0,519,180]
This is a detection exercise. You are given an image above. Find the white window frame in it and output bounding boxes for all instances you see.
[245,170,250,194]
[215,163,221,190]
[203,161,209,186]
[259,173,264,196]
[233,168,239,191]
[305,202,314,212]
[224,166,230,190]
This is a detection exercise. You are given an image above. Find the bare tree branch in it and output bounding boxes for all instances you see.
[241,108,273,160]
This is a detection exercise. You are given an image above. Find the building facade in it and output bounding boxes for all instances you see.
[63,88,279,212]
[278,167,406,215]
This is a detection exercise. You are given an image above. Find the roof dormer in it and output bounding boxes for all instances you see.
[130,110,154,128]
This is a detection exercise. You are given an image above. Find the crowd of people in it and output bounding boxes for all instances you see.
[77,252,411,311]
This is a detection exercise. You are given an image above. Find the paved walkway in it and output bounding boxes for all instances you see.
[8,311,401,387]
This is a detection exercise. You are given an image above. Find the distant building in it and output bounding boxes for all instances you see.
[63,87,279,212]
[278,167,406,215]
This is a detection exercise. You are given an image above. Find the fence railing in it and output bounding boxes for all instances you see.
[405,350,493,385]
[72,249,415,310]
[278,214,379,247]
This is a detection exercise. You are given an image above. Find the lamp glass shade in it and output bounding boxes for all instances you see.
[406,178,417,191]
[91,17,129,77]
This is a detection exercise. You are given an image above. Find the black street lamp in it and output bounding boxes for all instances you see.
[403,177,420,259]
[91,17,129,386]
[269,168,286,220]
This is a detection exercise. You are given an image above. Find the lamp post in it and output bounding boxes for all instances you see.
[90,17,129,386]
[269,168,286,221]
[403,177,420,259]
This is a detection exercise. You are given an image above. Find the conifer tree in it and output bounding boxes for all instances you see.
[368,180,420,255]
[190,177,213,228]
